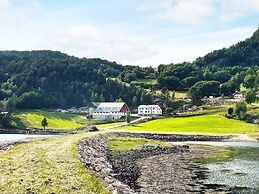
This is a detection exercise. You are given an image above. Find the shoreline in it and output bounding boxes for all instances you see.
[78,133,237,194]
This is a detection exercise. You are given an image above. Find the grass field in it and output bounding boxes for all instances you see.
[178,105,229,117]
[108,137,169,154]
[0,132,108,194]
[155,90,187,99]
[131,79,157,85]
[119,115,259,135]
[14,110,89,130]
[175,91,187,99]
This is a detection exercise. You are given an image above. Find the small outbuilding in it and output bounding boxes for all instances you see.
[233,91,243,100]
[138,105,162,116]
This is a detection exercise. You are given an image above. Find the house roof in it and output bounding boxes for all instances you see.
[138,105,161,109]
[233,91,242,95]
[93,102,128,113]
[90,102,101,108]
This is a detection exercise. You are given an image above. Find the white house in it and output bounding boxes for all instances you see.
[89,102,130,120]
[138,105,162,116]
[233,91,243,100]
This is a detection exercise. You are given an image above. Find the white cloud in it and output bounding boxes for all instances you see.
[0,0,11,14]
[138,0,215,24]
[41,24,157,65]
[139,27,257,66]
[218,0,259,21]
[0,0,257,67]
[137,0,259,24]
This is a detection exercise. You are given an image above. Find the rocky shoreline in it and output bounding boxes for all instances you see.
[0,143,14,151]
[78,133,231,194]
[110,132,232,142]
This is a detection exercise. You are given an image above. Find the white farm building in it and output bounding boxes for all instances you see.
[138,105,162,116]
[89,102,130,120]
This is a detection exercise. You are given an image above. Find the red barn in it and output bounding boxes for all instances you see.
[89,102,130,120]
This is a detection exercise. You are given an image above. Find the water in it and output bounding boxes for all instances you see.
[170,141,259,193]
[0,134,56,144]
[170,141,259,148]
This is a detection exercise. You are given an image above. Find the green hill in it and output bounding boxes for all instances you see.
[0,51,153,109]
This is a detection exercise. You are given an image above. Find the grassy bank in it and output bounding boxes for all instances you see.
[119,115,259,135]
[13,110,90,130]
[0,132,108,194]
[108,137,169,154]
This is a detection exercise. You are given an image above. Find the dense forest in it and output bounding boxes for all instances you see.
[0,51,156,110]
[155,28,259,103]
[0,28,258,110]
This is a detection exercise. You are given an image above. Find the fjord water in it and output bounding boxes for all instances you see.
[171,141,259,193]
[0,134,55,144]
[204,145,259,193]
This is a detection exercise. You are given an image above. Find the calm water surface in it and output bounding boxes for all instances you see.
[171,141,259,194]
[0,134,56,144]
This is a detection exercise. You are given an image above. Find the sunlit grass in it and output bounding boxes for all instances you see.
[0,132,108,194]
[119,115,259,135]
[108,137,170,154]
[14,110,88,130]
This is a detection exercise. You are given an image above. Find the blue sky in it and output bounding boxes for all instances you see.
[0,0,258,66]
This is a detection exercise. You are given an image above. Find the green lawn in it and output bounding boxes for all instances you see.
[175,91,187,99]
[14,110,89,130]
[178,105,229,117]
[0,132,108,194]
[131,79,157,85]
[108,137,169,154]
[120,115,259,135]
[155,90,187,99]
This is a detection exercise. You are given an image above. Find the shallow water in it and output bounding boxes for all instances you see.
[0,134,56,144]
[170,141,259,194]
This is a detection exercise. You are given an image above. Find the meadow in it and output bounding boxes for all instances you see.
[13,110,89,130]
[155,90,187,99]
[131,79,157,85]
[108,137,169,154]
[119,115,259,135]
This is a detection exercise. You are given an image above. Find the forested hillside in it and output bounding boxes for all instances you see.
[157,28,259,97]
[0,51,154,109]
[0,28,258,110]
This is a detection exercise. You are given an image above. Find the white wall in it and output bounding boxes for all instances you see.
[138,107,162,116]
[92,112,125,120]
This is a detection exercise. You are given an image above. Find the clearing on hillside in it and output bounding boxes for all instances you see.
[14,110,89,130]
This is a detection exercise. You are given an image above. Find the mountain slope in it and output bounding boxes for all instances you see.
[195,28,259,67]
[0,51,152,109]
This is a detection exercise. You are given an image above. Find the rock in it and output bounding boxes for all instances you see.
[87,125,99,132]
[112,189,118,194]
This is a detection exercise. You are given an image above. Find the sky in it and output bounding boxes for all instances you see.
[0,0,258,66]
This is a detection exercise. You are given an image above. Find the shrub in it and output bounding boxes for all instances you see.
[227,107,234,115]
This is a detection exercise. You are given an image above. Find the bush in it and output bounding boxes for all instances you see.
[235,101,247,119]
[227,107,234,115]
